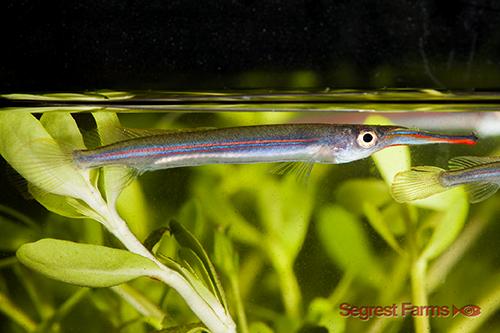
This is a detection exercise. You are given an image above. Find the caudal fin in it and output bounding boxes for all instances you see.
[391,166,447,203]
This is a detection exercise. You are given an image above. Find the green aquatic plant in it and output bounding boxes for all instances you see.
[0,112,235,333]
[0,110,498,333]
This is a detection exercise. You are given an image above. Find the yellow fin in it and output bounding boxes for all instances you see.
[391,166,447,203]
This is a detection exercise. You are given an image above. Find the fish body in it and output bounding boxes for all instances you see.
[73,123,477,172]
[440,160,500,186]
[392,156,500,203]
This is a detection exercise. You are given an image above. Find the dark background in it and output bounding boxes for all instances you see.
[1,0,500,92]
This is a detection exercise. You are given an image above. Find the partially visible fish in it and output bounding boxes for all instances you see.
[391,156,500,203]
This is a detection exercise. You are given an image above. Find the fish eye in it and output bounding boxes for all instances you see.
[357,130,378,148]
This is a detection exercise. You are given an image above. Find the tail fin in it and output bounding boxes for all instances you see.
[391,166,447,203]
[11,138,84,199]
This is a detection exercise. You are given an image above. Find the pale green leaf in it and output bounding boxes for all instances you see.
[306,298,345,333]
[111,284,165,330]
[17,239,159,287]
[420,192,469,260]
[92,112,137,206]
[117,180,151,241]
[335,178,391,215]
[157,253,225,318]
[410,186,467,211]
[214,231,238,278]
[40,112,86,149]
[316,205,384,287]
[0,112,92,201]
[362,202,404,255]
[169,220,228,311]
[155,323,208,332]
[29,187,85,219]
[257,176,314,262]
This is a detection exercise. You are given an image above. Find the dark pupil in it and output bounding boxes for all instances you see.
[362,133,373,143]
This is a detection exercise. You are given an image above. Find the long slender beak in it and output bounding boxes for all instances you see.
[385,128,478,146]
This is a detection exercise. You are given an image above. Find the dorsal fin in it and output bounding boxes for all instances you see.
[465,182,499,203]
[119,126,216,140]
[448,156,500,170]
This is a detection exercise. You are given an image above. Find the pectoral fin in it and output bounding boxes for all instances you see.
[269,162,314,183]
[465,182,499,203]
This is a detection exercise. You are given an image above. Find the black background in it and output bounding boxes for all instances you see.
[1,0,500,91]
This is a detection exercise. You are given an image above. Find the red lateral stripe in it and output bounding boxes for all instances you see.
[101,137,319,158]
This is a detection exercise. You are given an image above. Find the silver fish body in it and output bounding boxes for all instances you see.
[72,123,477,172]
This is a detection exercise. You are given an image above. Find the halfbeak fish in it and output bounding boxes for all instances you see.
[71,124,477,170]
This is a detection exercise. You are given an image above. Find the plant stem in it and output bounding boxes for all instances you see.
[107,209,236,333]
[411,258,430,333]
[0,292,37,332]
[37,288,91,332]
[277,264,302,319]
[111,284,166,330]
[229,275,249,333]
[404,205,431,333]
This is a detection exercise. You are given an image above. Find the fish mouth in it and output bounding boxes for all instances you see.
[385,128,478,146]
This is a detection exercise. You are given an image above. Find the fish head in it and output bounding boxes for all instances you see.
[330,125,477,163]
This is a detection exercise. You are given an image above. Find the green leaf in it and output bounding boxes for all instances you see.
[0,215,40,251]
[335,178,391,215]
[420,191,469,260]
[380,203,406,236]
[17,239,160,287]
[154,323,208,333]
[117,180,151,241]
[93,112,135,206]
[111,284,165,330]
[156,253,225,319]
[362,202,404,255]
[29,180,105,222]
[316,205,384,287]
[306,298,346,333]
[40,112,86,149]
[249,322,275,333]
[0,112,93,201]
[193,176,262,246]
[169,220,228,312]
[257,176,314,263]
[214,230,238,278]
[365,115,411,186]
